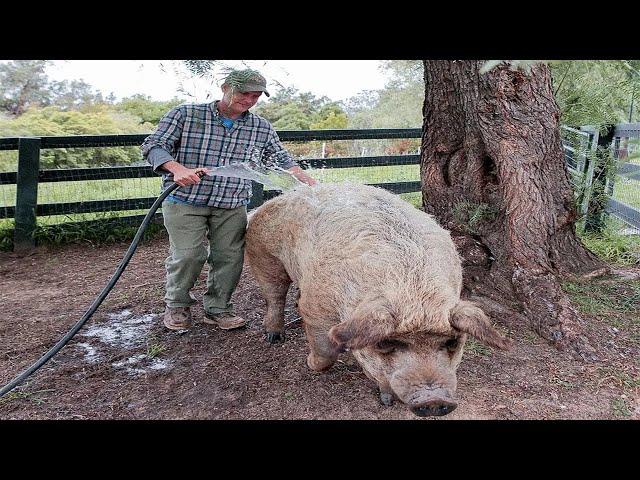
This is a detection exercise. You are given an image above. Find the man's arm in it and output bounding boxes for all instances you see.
[287,165,317,186]
[141,106,208,186]
[263,125,318,187]
[160,161,209,187]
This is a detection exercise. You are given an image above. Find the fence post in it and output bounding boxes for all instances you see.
[584,125,614,233]
[248,180,264,210]
[13,137,41,251]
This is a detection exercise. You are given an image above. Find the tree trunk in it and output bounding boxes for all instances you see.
[421,60,608,360]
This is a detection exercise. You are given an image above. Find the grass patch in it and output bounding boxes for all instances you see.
[0,177,163,208]
[147,342,166,359]
[1,164,423,250]
[399,191,422,208]
[613,175,640,211]
[611,397,632,418]
[562,278,640,315]
[0,389,55,406]
[307,164,419,184]
[0,212,166,252]
[464,338,492,357]
[577,222,640,266]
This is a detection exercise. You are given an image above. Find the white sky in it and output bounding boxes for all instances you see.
[43,60,389,104]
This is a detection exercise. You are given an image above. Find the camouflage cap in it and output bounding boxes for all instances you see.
[222,69,270,97]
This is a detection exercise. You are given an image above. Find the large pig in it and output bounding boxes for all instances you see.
[245,182,511,417]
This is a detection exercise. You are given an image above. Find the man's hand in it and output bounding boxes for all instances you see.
[287,166,318,187]
[162,161,209,187]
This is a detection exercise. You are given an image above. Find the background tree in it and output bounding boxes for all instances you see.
[347,60,423,129]
[0,105,151,169]
[0,60,108,116]
[47,79,107,110]
[344,61,422,156]
[550,60,638,126]
[254,87,349,157]
[0,60,51,116]
[116,94,184,125]
[421,60,609,360]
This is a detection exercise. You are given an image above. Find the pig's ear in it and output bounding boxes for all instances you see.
[450,301,512,350]
[328,298,397,351]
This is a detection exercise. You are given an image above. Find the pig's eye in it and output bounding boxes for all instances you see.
[441,338,459,351]
[375,339,407,354]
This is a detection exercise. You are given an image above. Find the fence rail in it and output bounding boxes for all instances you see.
[561,123,640,233]
[2,123,639,252]
[0,129,423,251]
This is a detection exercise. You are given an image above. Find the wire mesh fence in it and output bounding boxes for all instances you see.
[3,124,639,251]
[0,130,424,249]
[561,124,640,235]
[611,133,640,233]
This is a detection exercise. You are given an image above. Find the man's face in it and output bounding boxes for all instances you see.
[222,86,263,114]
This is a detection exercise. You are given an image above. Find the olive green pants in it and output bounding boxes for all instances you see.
[162,200,247,315]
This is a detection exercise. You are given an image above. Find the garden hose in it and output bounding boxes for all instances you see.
[0,180,181,398]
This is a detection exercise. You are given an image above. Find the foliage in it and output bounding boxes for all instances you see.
[0,105,152,170]
[116,94,184,125]
[578,224,640,266]
[551,60,639,127]
[0,61,106,116]
[0,61,51,115]
[478,60,639,127]
[254,86,346,130]
[346,61,423,129]
[146,341,166,359]
[0,214,166,252]
[452,201,498,233]
[0,220,13,251]
[253,87,349,158]
[562,277,640,315]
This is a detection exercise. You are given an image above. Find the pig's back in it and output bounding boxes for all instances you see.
[254,183,461,292]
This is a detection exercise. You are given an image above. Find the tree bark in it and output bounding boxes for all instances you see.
[421,60,607,360]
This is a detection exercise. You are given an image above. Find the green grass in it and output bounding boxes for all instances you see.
[0,177,163,208]
[612,175,640,211]
[561,278,640,316]
[146,342,166,359]
[307,164,419,184]
[577,221,640,266]
[464,338,492,357]
[1,165,420,209]
[0,165,423,249]
[0,212,166,251]
[0,389,56,406]
[611,397,632,418]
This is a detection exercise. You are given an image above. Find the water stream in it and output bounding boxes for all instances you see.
[204,162,306,192]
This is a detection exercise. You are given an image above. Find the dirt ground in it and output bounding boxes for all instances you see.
[1,231,639,420]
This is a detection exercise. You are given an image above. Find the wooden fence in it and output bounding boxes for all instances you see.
[0,129,422,251]
[2,123,639,252]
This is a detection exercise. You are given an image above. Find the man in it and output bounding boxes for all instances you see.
[141,68,317,332]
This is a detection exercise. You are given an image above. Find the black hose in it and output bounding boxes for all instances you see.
[0,182,180,398]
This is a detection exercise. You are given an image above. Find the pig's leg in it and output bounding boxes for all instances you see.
[303,322,341,371]
[263,280,291,343]
[248,252,291,343]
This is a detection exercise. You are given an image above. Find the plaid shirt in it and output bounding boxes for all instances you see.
[141,101,297,208]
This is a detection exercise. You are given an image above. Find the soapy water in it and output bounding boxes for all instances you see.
[203,148,308,192]
[205,162,303,192]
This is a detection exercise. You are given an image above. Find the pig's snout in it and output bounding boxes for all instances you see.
[411,400,457,417]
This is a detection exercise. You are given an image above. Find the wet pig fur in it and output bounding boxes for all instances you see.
[245,183,512,417]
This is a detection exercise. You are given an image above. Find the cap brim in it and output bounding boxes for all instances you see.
[239,83,270,97]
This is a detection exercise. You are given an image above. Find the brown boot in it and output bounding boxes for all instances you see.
[163,306,192,331]
[203,311,247,330]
